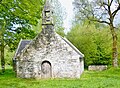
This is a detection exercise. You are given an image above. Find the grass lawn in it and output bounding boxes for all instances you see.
[0,67,120,88]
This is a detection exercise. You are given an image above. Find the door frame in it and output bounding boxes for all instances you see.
[41,61,52,78]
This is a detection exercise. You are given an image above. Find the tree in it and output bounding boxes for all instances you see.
[67,22,112,67]
[0,0,44,73]
[0,20,6,73]
[118,28,120,64]
[73,0,120,67]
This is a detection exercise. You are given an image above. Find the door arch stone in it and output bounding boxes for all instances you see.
[41,61,52,78]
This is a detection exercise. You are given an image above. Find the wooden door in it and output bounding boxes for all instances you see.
[41,61,51,78]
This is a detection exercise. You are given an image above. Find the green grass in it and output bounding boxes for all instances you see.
[0,67,120,88]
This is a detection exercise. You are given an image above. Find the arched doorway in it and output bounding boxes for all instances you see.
[41,61,52,78]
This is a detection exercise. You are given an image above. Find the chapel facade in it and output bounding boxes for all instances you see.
[14,0,84,79]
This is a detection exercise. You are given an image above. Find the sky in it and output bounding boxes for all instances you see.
[58,0,74,33]
[58,0,120,32]
[58,0,94,33]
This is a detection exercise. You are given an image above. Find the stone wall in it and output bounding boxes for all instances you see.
[88,65,107,71]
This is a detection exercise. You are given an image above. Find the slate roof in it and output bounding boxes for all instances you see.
[14,39,31,59]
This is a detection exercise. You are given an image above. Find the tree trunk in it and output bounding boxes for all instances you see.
[110,25,118,67]
[1,37,5,73]
[0,20,5,73]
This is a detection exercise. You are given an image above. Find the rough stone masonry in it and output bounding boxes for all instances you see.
[14,0,84,79]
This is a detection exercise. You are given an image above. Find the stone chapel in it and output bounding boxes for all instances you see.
[14,0,84,79]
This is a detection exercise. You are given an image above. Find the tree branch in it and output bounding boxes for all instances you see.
[117,0,120,4]
[91,19,110,25]
[110,0,113,6]
[103,2,109,6]
[112,4,120,18]
[102,5,108,11]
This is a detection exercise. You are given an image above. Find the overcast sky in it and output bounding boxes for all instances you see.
[58,0,74,33]
[57,0,94,32]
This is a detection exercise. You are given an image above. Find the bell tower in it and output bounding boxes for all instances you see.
[42,0,54,25]
[42,0,54,35]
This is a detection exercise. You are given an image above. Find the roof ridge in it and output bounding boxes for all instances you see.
[61,36,84,57]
